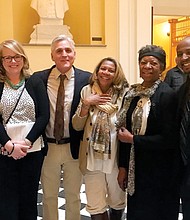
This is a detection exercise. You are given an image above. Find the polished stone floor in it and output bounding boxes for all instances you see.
[37,179,182,220]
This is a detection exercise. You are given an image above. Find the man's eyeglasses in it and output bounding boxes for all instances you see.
[2,55,23,63]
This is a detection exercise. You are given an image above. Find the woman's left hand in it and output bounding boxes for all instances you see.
[117,127,134,144]
[118,167,128,191]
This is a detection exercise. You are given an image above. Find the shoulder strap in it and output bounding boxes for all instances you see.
[6,86,25,124]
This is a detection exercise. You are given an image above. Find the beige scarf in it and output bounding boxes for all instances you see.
[89,82,118,160]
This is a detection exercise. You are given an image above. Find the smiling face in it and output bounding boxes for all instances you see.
[51,39,76,74]
[139,56,162,87]
[97,60,116,93]
[1,47,24,78]
[177,37,190,74]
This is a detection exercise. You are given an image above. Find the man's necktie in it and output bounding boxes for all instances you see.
[54,74,66,141]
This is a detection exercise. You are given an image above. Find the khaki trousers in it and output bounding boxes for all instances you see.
[84,168,126,215]
[41,143,82,220]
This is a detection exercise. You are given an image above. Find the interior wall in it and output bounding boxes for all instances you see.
[0,0,95,45]
[90,0,105,45]
[153,22,170,69]
[24,0,119,73]
[0,0,14,40]
[25,0,152,81]
[12,0,38,43]
[2,0,187,83]
[64,0,90,44]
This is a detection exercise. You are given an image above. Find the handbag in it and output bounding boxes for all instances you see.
[5,86,42,153]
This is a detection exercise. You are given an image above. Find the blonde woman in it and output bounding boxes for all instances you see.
[0,39,49,220]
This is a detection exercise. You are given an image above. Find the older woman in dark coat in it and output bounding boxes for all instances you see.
[117,45,181,220]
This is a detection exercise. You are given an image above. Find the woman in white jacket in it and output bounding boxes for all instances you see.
[72,57,129,220]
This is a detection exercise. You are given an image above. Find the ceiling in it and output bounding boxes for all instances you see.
[153,16,182,25]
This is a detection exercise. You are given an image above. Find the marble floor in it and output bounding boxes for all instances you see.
[37,179,183,220]
[37,182,91,220]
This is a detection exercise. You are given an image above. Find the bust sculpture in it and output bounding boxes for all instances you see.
[29,0,72,44]
[30,0,69,25]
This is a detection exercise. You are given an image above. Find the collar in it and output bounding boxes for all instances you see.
[53,66,74,80]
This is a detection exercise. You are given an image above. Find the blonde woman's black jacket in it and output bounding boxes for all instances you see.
[0,74,50,155]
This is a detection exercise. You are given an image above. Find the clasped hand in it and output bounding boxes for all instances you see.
[12,140,30,160]
[5,140,30,160]
[117,127,134,144]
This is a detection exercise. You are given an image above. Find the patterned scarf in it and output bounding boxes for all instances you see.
[116,79,161,195]
[89,82,119,160]
[116,79,161,129]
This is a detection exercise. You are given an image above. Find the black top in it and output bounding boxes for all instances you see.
[164,65,187,91]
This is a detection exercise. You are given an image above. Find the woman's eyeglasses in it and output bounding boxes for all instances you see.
[2,55,23,63]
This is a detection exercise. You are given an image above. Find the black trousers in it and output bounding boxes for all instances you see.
[0,151,44,220]
[181,162,190,220]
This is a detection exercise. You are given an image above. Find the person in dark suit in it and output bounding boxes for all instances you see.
[176,36,190,220]
[116,45,181,220]
[34,35,91,220]
[164,57,187,91]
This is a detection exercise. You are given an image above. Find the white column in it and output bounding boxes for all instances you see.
[118,0,152,84]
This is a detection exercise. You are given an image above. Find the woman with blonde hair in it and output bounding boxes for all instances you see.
[0,39,49,220]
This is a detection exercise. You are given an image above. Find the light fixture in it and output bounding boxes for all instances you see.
[163,22,170,36]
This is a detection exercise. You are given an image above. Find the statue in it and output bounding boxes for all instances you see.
[29,0,73,44]
[30,0,69,25]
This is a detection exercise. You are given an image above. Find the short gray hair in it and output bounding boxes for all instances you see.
[51,35,75,52]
